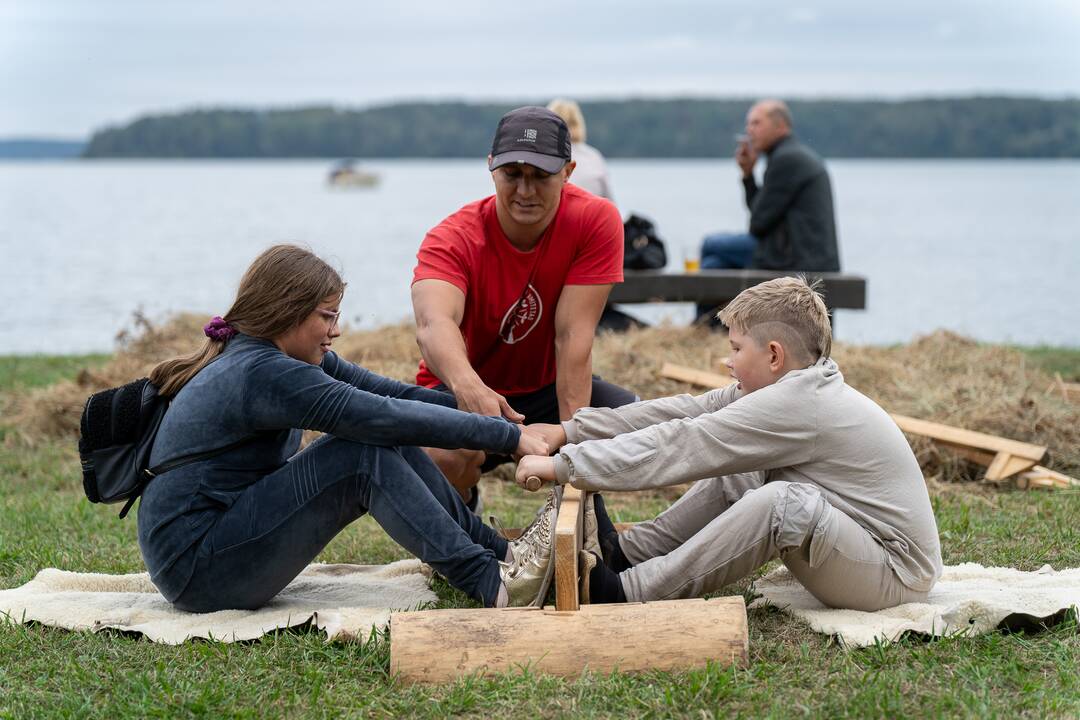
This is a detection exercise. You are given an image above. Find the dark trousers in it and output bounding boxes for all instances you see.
[173,437,507,612]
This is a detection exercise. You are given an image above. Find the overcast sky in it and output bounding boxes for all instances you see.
[3,0,1078,138]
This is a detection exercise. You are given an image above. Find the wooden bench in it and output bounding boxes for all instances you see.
[608,269,867,311]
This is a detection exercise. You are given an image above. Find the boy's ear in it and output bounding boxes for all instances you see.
[767,340,786,372]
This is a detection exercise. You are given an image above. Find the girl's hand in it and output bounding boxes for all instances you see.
[515,455,557,491]
[527,422,567,453]
[513,425,549,460]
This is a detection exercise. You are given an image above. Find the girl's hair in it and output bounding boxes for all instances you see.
[547,98,586,144]
[150,244,345,396]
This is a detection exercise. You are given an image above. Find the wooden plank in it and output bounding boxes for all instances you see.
[1047,373,1080,402]
[890,414,1047,463]
[609,269,867,308]
[505,520,638,540]
[984,452,1039,482]
[554,485,584,611]
[1016,465,1080,490]
[936,440,996,466]
[390,596,749,683]
[659,362,736,388]
[657,363,1055,485]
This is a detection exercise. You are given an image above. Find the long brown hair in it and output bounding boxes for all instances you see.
[150,244,345,396]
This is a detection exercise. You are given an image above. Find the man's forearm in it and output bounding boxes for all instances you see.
[555,336,593,421]
[416,319,484,393]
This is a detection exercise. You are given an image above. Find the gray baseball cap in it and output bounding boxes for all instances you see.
[488,106,572,174]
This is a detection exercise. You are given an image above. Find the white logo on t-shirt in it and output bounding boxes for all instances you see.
[498,284,543,344]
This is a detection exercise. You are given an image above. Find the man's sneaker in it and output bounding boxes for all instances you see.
[498,496,558,607]
[582,492,601,557]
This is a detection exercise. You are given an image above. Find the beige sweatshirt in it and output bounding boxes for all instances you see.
[553,357,943,592]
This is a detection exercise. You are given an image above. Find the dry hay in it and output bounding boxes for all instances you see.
[5,316,1078,487]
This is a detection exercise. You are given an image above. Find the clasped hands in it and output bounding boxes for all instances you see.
[513,422,566,492]
[453,380,567,493]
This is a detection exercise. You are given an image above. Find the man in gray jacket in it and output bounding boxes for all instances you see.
[516,278,942,611]
[699,101,839,319]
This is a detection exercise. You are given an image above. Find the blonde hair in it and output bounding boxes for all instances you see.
[150,244,345,396]
[547,98,586,143]
[718,276,831,364]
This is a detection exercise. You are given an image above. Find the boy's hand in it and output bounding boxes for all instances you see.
[527,422,567,453]
[515,455,557,491]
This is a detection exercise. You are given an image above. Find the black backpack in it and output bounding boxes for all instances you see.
[622,213,668,270]
[78,378,243,518]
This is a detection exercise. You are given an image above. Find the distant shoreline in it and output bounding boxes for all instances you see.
[12,96,1071,160]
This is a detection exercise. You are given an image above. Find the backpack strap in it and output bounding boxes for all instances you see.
[117,436,256,519]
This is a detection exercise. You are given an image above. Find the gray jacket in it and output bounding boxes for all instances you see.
[746,135,840,272]
[553,358,942,592]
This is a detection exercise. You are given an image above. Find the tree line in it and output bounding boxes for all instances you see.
[82,97,1080,159]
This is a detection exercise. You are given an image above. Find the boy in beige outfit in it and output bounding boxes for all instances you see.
[516,277,942,608]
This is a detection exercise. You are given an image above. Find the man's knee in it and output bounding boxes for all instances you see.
[422,446,484,498]
[590,378,638,409]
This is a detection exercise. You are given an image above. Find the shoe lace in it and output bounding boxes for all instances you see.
[512,508,552,565]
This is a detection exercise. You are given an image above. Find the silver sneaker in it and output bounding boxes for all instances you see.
[498,494,558,607]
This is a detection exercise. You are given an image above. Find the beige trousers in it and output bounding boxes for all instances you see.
[617,474,928,611]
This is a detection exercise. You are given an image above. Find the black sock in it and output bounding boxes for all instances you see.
[587,551,627,604]
[593,494,632,572]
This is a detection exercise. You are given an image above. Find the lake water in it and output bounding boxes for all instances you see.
[1,159,1078,355]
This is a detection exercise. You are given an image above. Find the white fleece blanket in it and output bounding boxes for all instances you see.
[0,560,437,645]
[749,562,1080,648]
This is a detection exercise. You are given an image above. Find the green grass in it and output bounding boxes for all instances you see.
[0,354,110,393]
[2,357,1079,718]
[1015,346,1080,382]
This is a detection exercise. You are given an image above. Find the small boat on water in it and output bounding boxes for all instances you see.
[327,161,379,188]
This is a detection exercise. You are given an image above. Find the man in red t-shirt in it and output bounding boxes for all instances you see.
[411,106,637,506]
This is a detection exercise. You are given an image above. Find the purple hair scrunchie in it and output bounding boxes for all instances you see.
[203,316,237,342]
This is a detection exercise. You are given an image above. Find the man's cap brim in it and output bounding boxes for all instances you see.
[489,151,566,174]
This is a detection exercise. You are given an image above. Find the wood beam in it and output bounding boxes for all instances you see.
[554,485,584,611]
[390,596,749,683]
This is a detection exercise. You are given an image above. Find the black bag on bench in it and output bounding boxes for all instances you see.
[623,214,668,270]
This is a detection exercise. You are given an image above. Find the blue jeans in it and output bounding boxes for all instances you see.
[172,436,507,612]
[700,232,757,270]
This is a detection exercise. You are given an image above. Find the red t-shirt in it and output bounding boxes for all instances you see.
[412,184,624,395]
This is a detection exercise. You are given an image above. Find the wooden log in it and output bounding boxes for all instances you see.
[659,362,736,389]
[390,596,749,683]
[554,485,584,611]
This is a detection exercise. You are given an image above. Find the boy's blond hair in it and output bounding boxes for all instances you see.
[718,276,832,364]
